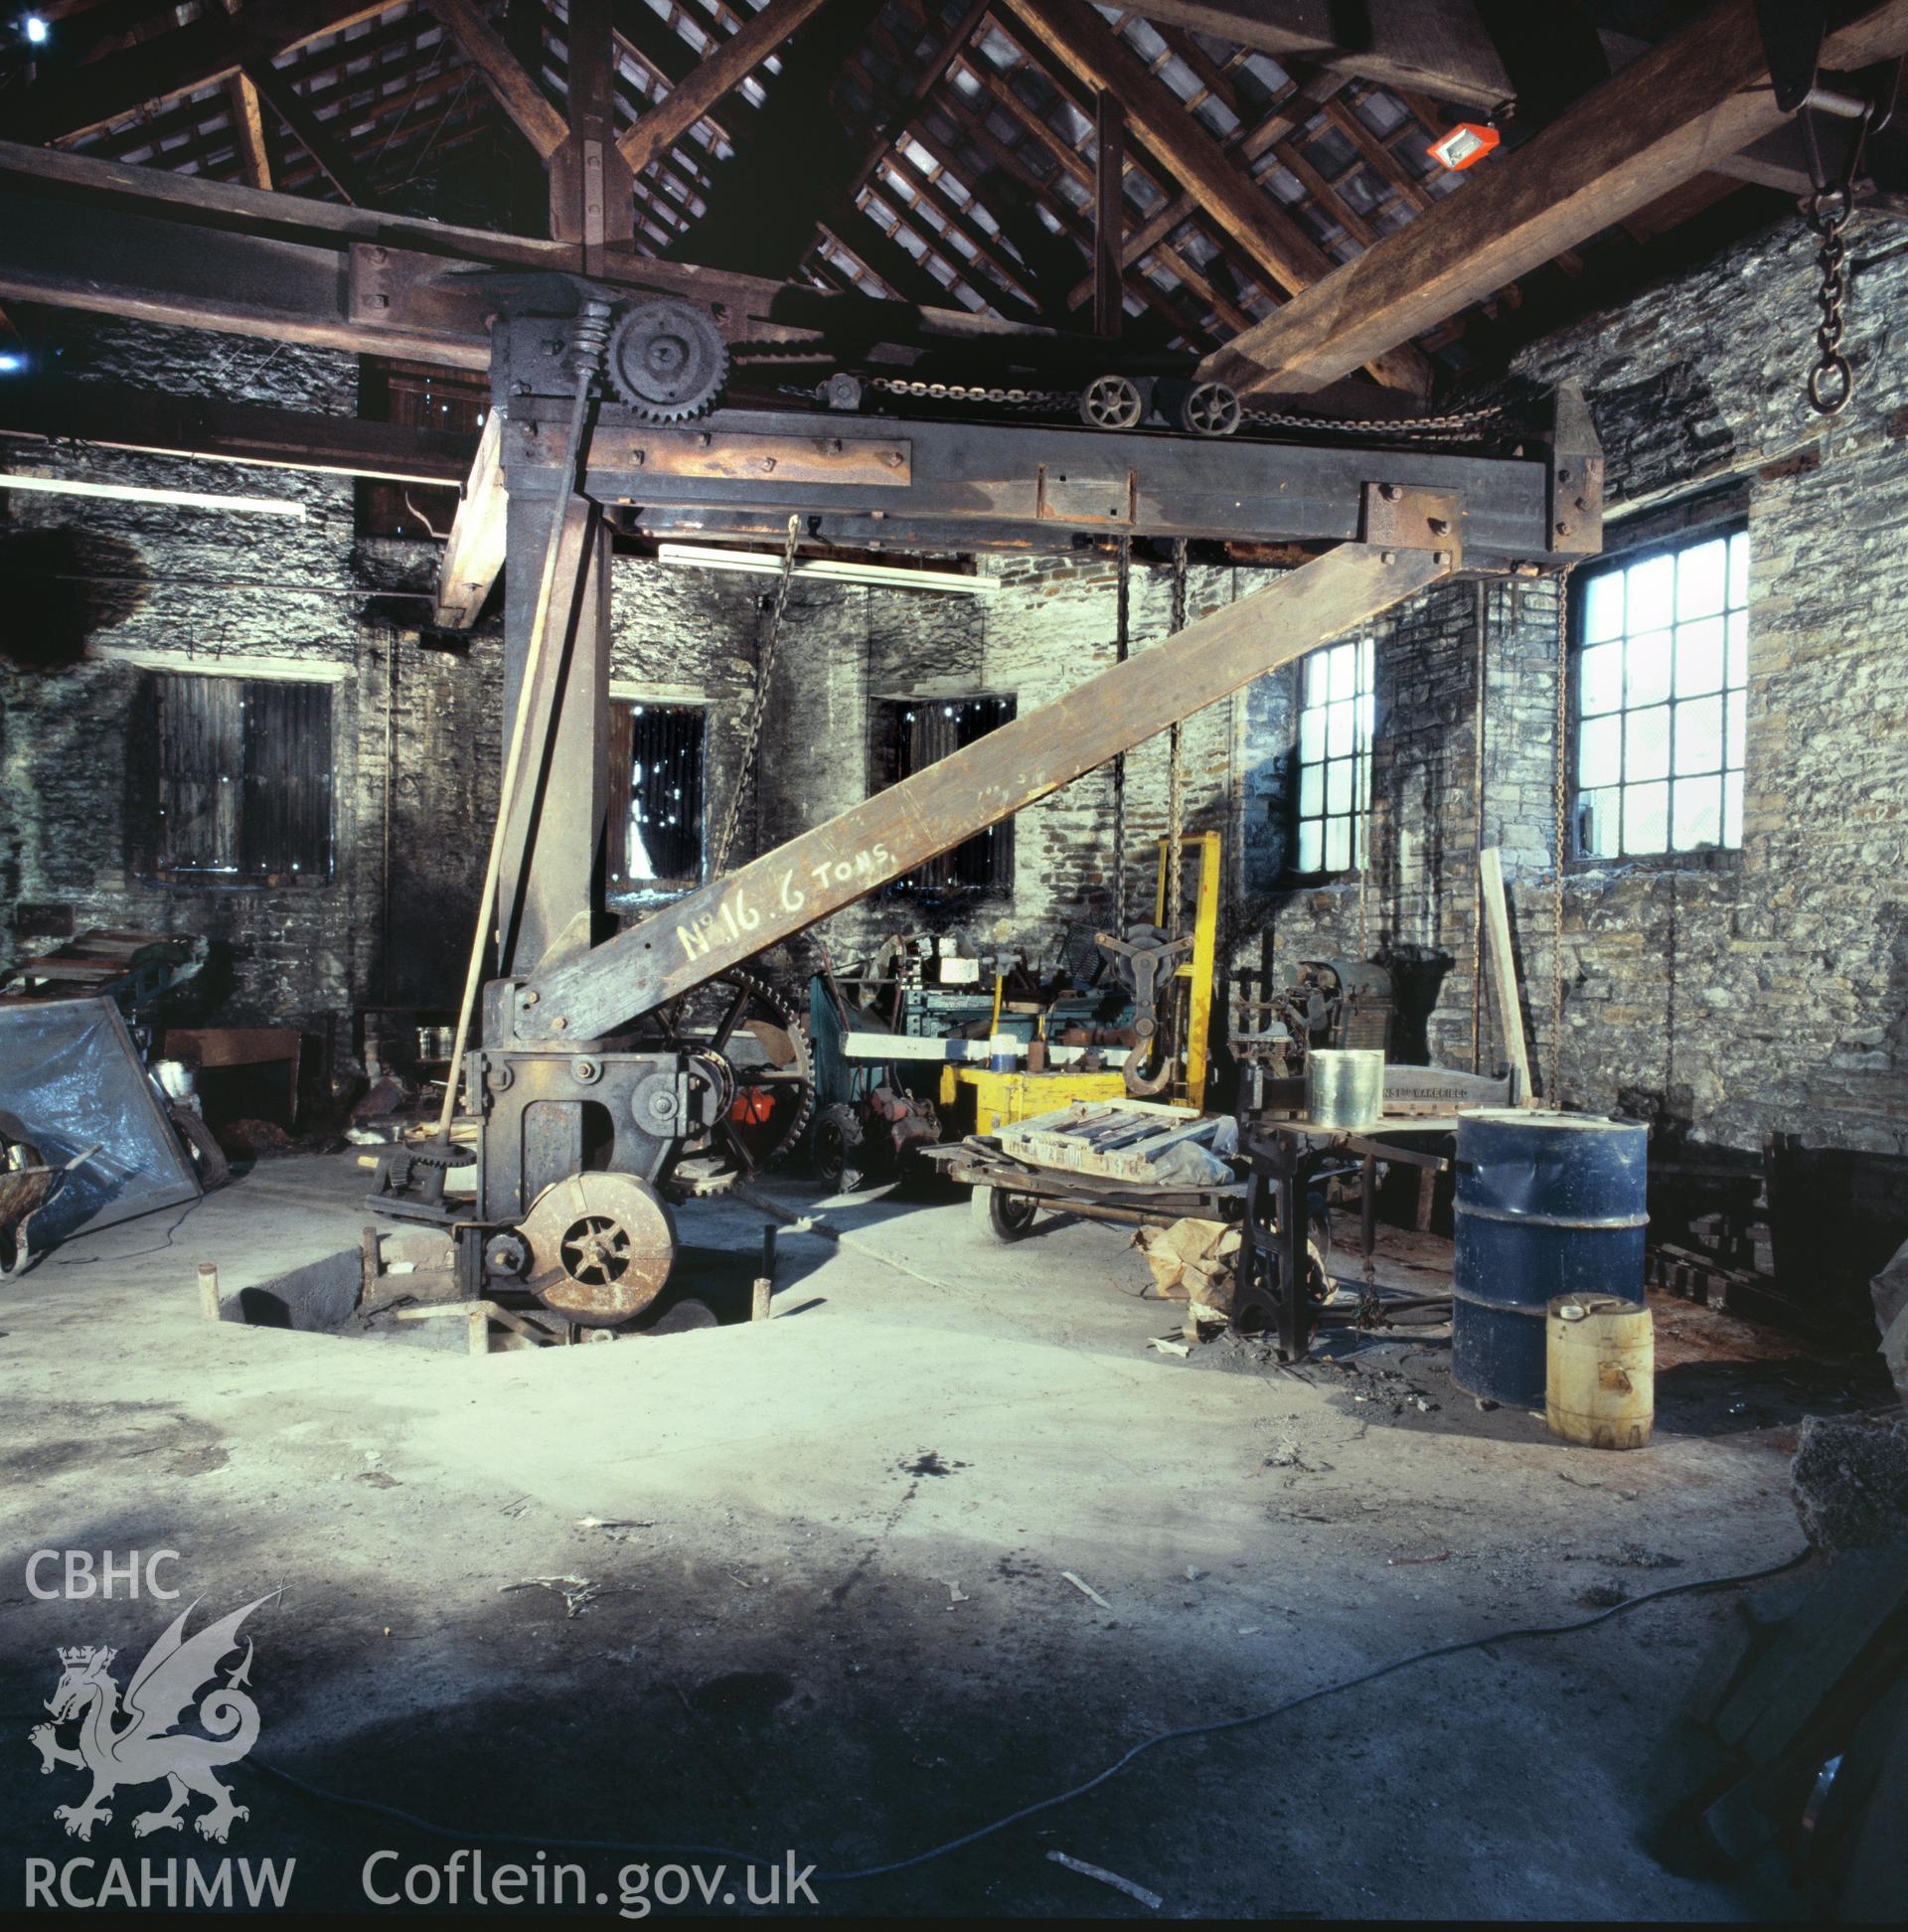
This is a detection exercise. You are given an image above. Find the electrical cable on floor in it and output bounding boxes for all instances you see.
[243,1545,1812,1885]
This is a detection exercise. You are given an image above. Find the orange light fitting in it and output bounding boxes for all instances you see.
[1428,122,1501,170]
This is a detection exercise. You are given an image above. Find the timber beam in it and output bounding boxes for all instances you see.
[0,139,1083,370]
[0,380,476,484]
[1197,0,1908,399]
[435,408,508,627]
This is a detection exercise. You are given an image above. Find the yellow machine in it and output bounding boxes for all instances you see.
[941,831,1221,1133]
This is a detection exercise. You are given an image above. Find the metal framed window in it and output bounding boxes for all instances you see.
[873,696,1016,893]
[150,674,333,884]
[1293,638,1373,876]
[1573,526,1748,860]
[607,702,706,898]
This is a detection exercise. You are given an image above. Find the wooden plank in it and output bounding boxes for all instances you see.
[617,0,832,176]
[12,0,394,146]
[434,408,507,629]
[425,0,571,163]
[1000,0,1430,394]
[1197,0,1908,399]
[1093,89,1125,339]
[227,73,274,192]
[1477,848,1532,1106]
[1113,1,1513,111]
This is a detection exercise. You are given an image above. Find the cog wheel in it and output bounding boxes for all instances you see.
[637,969,816,1188]
[605,300,729,421]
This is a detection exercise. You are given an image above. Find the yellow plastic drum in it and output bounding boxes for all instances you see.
[1545,1295,1655,1450]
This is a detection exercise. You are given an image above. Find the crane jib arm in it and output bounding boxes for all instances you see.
[513,516,1455,1045]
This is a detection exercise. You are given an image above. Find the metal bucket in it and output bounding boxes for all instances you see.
[1452,1110,1648,1408]
[1305,1049,1384,1129]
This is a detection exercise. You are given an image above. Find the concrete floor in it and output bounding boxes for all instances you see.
[0,1153,1867,1917]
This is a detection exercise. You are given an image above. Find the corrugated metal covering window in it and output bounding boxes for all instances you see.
[873,696,1015,895]
[150,674,334,884]
[607,701,706,897]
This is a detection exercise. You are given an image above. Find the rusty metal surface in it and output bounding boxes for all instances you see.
[516,539,1453,1043]
[1359,482,1462,564]
[519,1171,677,1326]
[576,422,912,489]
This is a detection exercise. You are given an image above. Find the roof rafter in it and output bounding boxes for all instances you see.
[424,0,570,161]
[1198,0,1908,399]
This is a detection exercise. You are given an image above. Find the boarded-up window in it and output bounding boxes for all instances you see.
[872,696,1016,894]
[356,357,488,540]
[152,674,333,884]
[608,702,706,895]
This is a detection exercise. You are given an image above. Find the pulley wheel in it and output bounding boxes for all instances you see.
[519,1173,677,1328]
[1177,380,1240,437]
[1079,374,1144,430]
[605,300,729,422]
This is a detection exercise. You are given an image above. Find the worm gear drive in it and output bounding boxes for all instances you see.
[604,300,729,421]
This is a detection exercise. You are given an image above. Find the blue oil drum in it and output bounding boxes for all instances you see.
[1452,1110,1648,1408]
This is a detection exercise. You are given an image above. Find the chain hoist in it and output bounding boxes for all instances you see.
[1112,536,1131,935]
[1550,563,1578,1106]
[1166,540,1189,933]
[1802,100,1874,416]
[710,513,802,877]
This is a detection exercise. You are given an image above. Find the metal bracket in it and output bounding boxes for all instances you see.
[1036,462,1137,526]
[1359,482,1461,568]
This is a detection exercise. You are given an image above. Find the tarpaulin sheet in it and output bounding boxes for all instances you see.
[0,996,200,1242]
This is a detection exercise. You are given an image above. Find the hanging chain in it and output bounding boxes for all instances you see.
[1166,539,1188,932]
[1113,536,1131,935]
[711,513,802,878]
[1803,102,1873,417]
[1549,564,1578,1107]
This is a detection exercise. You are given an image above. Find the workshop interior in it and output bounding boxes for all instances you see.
[1,0,1906,1920]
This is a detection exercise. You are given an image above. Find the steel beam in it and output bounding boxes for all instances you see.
[512,535,1457,1043]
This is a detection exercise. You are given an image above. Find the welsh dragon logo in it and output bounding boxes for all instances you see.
[30,1594,273,1844]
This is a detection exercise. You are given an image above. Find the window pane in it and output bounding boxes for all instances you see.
[1299,706,1325,763]
[1359,690,1375,744]
[1727,531,1749,609]
[1727,610,1749,688]
[1579,713,1623,788]
[1306,652,1332,704]
[1327,699,1356,757]
[1624,779,1669,855]
[1674,615,1725,696]
[1324,815,1351,871]
[1675,695,1723,775]
[1580,642,1623,716]
[1726,688,1746,767]
[1328,641,1357,701]
[1298,819,1323,872]
[1723,769,1743,846]
[1581,786,1622,858]
[1357,636,1374,692]
[1582,569,1625,643]
[1675,537,1727,619]
[1626,704,1670,781]
[1626,630,1672,708]
[1627,553,1674,630]
[1326,756,1353,814]
[1672,775,1721,850]
[1298,761,1322,817]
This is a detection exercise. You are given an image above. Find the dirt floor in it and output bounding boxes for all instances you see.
[0,1152,1885,1918]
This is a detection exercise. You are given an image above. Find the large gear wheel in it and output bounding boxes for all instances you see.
[637,969,816,1190]
[605,300,729,421]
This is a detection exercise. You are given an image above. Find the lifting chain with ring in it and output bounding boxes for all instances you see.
[1803,101,1874,417]
[711,513,802,878]
[1167,540,1188,935]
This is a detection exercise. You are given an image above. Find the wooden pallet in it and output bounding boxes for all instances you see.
[998,1100,1217,1180]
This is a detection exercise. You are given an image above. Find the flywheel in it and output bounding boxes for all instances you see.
[519,1172,677,1328]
